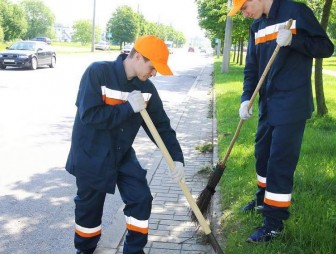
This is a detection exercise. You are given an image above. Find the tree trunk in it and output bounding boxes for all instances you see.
[221,1,233,73]
[216,39,221,58]
[314,0,333,116]
[239,38,244,65]
[315,59,328,115]
[221,16,233,73]
[233,44,236,63]
[236,40,240,64]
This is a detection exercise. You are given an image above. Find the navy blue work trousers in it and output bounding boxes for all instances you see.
[74,158,153,254]
[254,114,306,222]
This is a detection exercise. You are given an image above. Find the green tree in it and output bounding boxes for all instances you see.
[0,0,27,41]
[297,0,335,116]
[0,25,4,43]
[104,4,186,48]
[137,14,149,36]
[196,0,226,43]
[313,0,334,116]
[0,0,4,42]
[231,15,252,65]
[20,0,55,39]
[72,19,101,45]
[106,5,140,47]
[175,31,186,46]
[144,22,159,37]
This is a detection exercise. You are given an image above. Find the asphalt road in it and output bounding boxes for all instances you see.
[0,48,212,254]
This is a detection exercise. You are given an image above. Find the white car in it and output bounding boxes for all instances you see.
[121,44,133,55]
[95,41,110,51]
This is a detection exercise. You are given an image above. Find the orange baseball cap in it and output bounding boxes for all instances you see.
[134,35,173,76]
[228,0,247,17]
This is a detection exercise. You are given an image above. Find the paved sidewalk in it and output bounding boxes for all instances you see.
[97,59,219,254]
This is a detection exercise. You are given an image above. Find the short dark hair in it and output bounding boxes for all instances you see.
[129,48,149,62]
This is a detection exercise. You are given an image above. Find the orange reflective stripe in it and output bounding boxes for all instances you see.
[256,32,278,44]
[264,191,292,208]
[101,87,152,106]
[75,229,102,238]
[264,198,291,208]
[126,223,149,234]
[257,174,266,188]
[258,181,267,188]
[255,20,297,45]
[103,95,126,105]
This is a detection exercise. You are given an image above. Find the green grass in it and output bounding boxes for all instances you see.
[322,56,336,71]
[214,58,336,254]
[196,143,214,153]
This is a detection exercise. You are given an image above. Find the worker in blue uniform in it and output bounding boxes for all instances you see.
[65,35,185,254]
[228,0,334,243]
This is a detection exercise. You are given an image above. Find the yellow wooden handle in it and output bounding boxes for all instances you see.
[140,109,212,234]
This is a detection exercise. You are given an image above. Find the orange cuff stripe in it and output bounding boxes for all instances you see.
[264,198,291,208]
[257,181,267,188]
[75,229,102,238]
[126,223,149,234]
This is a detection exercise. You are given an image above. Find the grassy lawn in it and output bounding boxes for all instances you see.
[322,56,336,71]
[213,58,336,254]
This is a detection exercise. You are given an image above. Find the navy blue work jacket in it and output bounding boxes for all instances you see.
[65,54,184,193]
[242,0,334,125]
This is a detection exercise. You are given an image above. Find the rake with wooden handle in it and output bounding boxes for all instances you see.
[140,109,224,254]
[191,19,293,222]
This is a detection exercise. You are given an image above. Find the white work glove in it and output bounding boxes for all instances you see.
[276,25,292,47]
[127,90,146,113]
[239,100,253,120]
[171,161,185,183]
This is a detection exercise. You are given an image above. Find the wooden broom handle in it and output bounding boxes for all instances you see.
[140,109,212,235]
[218,19,293,167]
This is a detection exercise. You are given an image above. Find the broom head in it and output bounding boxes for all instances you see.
[191,162,226,222]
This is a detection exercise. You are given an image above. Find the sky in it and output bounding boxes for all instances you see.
[13,0,206,40]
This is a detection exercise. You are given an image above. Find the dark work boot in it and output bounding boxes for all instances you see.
[246,223,283,243]
[240,199,263,213]
[247,218,284,243]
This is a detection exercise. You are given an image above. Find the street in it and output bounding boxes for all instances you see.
[0,49,212,254]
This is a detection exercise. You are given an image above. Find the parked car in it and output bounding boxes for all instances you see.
[0,40,56,70]
[95,41,110,50]
[31,36,52,45]
[188,47,195,53]
[165,41,173,54]
[199,47,207,53]
[121,44,133,55]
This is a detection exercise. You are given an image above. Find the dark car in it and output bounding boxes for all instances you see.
[188,47,195,53]
[0,40,56,70]
[31,36,52,45]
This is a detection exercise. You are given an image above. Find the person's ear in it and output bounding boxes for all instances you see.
[135,52,142,61]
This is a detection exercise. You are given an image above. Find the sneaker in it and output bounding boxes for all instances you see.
[240,200,263,213]
[247,224,283,243]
